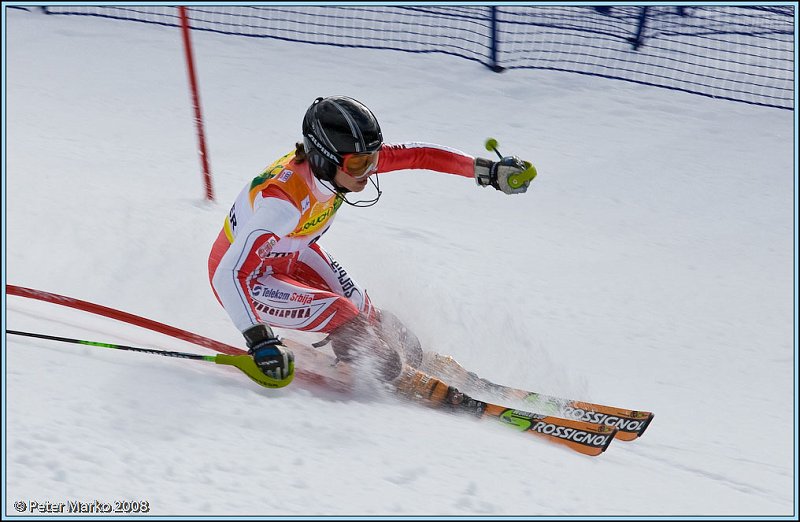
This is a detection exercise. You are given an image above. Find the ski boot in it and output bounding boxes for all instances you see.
[393,366,486,416]
[444,386,487,417]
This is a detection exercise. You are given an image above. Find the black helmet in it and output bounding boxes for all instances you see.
[302,96,383,184]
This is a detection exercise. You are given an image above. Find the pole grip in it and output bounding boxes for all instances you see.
[507,162,537,188]
[215,354,294,388]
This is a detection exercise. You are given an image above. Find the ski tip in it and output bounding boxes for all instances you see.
[598,427,617,455]
[636,412,655,438]
[614,411,654,441]
[565,425,617,456]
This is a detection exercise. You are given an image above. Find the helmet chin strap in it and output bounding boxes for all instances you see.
[343,175,383,208]
[318,173,382,208]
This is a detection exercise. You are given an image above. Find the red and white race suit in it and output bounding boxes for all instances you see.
[208,142,475,334]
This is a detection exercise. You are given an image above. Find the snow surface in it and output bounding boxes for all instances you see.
[3,8,796,518]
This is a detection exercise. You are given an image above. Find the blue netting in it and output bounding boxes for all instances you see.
[39,5,794,110]
[496,6,794,109]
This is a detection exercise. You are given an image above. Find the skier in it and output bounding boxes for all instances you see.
[208,95,533,411]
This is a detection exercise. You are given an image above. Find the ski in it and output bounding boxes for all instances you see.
[423,354,654,442]
[476,402,617,456]
[496,391,653,442]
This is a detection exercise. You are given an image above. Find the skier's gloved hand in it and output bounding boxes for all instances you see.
[474,156,534,195]
[243,324,294,381]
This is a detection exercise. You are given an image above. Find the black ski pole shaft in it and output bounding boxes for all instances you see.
[6,329,215,361]
[6,329,292,389]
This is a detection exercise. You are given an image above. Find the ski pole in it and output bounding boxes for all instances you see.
[6,329,292,389]
[484,137,538,189]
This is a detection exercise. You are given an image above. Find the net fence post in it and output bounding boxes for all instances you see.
[630,6,649,50]
[489,6,505,72]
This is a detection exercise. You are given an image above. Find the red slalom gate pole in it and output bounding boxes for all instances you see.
[179,6,215,202]
[6,284,243,355]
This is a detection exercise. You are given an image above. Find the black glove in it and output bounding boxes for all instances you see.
[243,324,294,381]
[474,156,533,195]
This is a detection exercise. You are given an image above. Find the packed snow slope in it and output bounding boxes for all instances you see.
[4,8,796,517]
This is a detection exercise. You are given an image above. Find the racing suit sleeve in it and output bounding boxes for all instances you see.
[211,194,301,332]
[377,142,476,178]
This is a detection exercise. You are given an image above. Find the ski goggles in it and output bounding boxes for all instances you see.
[340,151,379,179]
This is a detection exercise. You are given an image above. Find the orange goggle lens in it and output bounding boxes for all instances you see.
[341,152,379,179]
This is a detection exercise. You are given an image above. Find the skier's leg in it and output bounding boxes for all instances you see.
[373,310,424,368]
[248,271,361,332]
[295,242,375,319]
[292,243,479,410]
[322,312,403,381]
[295,244,425,367]
[294,244,406,378]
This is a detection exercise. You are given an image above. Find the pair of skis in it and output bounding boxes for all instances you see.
[420,354,654,456]
[461,388,653,457]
